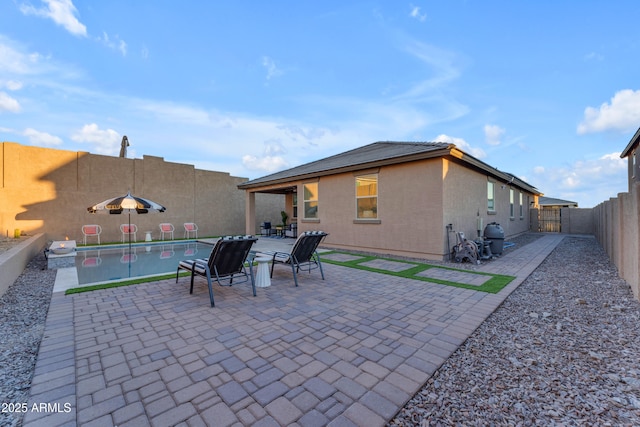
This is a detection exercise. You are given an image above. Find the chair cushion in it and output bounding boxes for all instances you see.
[273,253,291,263]
[179,259,209,275]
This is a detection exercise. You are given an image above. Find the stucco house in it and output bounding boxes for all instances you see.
[620,127,640,190]
[538,197,578,209]
[239,141,541,261]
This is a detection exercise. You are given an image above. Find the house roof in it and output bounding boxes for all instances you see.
[620,127,640,158]
[238,141,541,194]
[538,196,578,207]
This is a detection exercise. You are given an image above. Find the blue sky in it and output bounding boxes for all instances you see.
[1,1,639,208]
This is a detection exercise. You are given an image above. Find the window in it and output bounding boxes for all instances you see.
[519,192,524,218]
[487,181,495,211]
[303,183,318,219]
[292,193,298,218]
[510,188,515,218]
[356,174,378,219]
[634,151,637,178]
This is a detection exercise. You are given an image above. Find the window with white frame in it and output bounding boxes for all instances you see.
[487,181,495,211]
[356,174,378,219]
[292,193,298,219]
[303,183,318,219]
[510,188,515,218]
[519,192,524,218]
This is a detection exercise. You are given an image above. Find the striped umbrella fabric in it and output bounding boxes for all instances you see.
[88,191,166,214]
[88,191,166,252]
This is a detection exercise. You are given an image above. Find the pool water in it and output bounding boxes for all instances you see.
[75,241,212,285]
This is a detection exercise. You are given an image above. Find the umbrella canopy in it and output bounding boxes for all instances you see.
[88,191,166,215]
[88,191,166,251]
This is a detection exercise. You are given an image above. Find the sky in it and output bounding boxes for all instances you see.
[1,1,639,208]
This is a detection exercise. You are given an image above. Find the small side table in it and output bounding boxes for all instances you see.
[145,231,153,242]
[254,256,271,288]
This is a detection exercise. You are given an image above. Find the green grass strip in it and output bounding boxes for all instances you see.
[320,251,515,293]
[65,259,258,295]
[65,271,190,295]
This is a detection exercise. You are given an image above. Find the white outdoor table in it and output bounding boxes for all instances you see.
[254,255,271,288]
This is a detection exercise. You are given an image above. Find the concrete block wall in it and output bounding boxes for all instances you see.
[0,142,283,244]
[593,182,640,300]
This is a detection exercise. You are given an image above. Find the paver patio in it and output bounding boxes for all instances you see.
[23,234,565,426]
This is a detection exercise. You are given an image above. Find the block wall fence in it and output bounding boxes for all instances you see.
[0,142,284,244]
[593,181,640,301]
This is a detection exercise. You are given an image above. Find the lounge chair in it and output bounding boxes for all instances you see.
[176,235,258,307]
[82,224,102,245]
[261,231,328,287]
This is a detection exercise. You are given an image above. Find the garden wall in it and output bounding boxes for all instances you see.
[0,142,283,244]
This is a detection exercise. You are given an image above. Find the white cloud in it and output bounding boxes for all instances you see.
[3,80,24,90]
[577,89,640,134]
[20,0,87,37]
[242,154,288,172]
[0,35,83,81]
[397,40,461,97]
[0,37,43,75]
[532,152,626,207]
[435,133,486,159]
[98,32,127,56]
[0,92,21,112]
[71,123,121,155]
[484,124,505,146]
[23,128,62,146]
[262,56,283,80]
[409,5,427,22]
[242,140,289,172]
[584,52,604,61]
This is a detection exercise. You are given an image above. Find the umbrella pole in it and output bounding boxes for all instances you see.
[128,211,132,255]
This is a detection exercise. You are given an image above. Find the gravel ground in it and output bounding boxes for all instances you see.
[389,235,640,426]
[1,235,639,426]
[0,251,55,427]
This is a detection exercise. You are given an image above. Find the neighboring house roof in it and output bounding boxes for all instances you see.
[620,127,640,158]
[539,196,578,207]
[238,141,541,195]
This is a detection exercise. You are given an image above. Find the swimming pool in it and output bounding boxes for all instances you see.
[75,241,213,285]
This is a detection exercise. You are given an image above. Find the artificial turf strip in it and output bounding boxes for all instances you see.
[65,271,190,295]
[320,252,515,294]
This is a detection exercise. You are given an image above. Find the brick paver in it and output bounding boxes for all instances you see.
[24,234,565,426]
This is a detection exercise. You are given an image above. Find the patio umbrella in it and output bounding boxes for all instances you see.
[87,191,166,252]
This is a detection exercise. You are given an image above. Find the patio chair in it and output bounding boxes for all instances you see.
[261,231,328,287]
[159,223,175,240]
[176,235,258,307]
[284,222,297,238]
[120,224,137,243]
[82,224,102,245]
[184,222,198,238]
[260,222,272,236]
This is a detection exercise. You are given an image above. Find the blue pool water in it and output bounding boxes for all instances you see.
[75,241,213,285]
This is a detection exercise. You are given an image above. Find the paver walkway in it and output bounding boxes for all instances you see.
[23,234,565,427]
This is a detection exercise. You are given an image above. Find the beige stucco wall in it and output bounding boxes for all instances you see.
[301,159,445,259]
[1,142,283,243]
[559,207,595,234]
[443,159,533,243]
[593,183,640,300]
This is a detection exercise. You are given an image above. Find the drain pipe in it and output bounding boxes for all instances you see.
[446,224,454,261]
